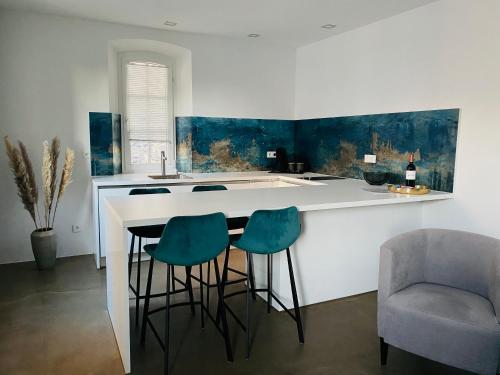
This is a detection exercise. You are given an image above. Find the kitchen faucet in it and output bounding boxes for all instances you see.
[161,151,167,176]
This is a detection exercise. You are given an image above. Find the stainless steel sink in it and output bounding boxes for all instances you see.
[148,174,192,180]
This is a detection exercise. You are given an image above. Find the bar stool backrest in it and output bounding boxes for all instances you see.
[154,212,229,266]
[236,206,301,254]
[129,187,171,195]
[192,185,227,192]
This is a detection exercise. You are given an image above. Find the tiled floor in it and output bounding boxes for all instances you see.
[0,254,471,374]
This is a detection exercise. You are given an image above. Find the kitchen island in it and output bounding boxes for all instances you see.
[100,172,452,373]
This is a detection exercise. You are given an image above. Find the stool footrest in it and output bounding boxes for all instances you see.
[130,285,188,299]
[270,292,299,322]
[227,267,246,277]
[223,302,246,331]
[222,287,301,329]
[145,298,226,348]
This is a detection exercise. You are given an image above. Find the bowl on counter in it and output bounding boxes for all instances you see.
[363,171,389,185]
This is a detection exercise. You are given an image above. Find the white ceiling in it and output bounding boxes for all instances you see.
[0,0,438,46]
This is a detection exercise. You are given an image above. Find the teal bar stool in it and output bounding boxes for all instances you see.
[141,212,233,375]
[128,188,195,327]
[230,206,304,358]
[191,185,256,317]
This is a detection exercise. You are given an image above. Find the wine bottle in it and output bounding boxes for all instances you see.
[405,153,416,187]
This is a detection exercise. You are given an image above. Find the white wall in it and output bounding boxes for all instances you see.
[295,0,500,238]
[0,9,295,263]
[2,0,499,264]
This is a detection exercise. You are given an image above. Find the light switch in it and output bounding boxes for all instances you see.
[364,154,377,163]
[267,151,276,158]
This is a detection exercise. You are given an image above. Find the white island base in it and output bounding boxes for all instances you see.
[101,175,451,373]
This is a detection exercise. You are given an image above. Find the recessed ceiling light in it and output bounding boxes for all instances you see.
[164,20,177,27]
[248,33,260,38]
[321,24,336,29]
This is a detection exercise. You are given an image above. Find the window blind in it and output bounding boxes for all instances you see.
[126,61,170,165]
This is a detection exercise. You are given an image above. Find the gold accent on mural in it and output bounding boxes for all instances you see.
[192,139,260,172]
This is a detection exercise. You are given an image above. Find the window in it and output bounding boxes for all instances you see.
[120,52,175,172]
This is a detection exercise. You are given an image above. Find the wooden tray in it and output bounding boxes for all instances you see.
[387,184,430,195]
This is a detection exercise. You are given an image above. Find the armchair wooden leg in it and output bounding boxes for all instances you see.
[380,337,388,366]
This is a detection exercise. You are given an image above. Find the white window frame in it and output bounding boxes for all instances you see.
[119,51,176,174]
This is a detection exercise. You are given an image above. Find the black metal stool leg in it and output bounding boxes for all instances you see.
[214,259,233,362]
[171,266,176,293]
[215,250,227,324]
[286,248,304,343]
[216,246,231,324]
[185,266,196,316]
[267,254,273,312]
[141,257,154,345]
[199,264,205,329]
[248,251,257,301]
[135,236,142,326]
[164,264,171,375]
[221,246,230,289]
[128,234,135,281]
[207,261,211,308]
[380,337,388,365]
[245,252,252,359]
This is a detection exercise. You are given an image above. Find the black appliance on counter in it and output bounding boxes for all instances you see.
[268,147,288,173]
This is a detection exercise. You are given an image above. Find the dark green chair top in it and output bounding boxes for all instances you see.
[232,206,301,254]
[144,212,229,266]
[192,185,227,192]
[129,187,171,195]
[128,187,171,238]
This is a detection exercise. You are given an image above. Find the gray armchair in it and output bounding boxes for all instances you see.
[378,228,500,375]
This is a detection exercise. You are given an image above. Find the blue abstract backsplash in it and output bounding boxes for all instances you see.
[176,117,193,173]
[295,109,459,192]
[89,112,122,176]
[176,109,459,192]
[176,117,295,173]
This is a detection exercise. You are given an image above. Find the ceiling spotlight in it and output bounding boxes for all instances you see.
[164,20,177,26]
[248,33,260,38]
[321,24,336,29]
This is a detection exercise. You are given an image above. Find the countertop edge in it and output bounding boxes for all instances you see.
[115,192,452,228]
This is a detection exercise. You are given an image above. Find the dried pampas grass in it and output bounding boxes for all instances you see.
[4,137,38,227]
[42,140,53,228]
[58,147,74,200]
[51,147,74,227]
[4,136,74,230]
[19,141,40,225]
[49,137,60,208]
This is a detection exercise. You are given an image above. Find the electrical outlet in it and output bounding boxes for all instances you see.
[267,151,276,158]
[72,225,82,233]
[364,154,377,163]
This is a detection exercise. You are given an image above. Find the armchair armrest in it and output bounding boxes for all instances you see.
[490,253,500,323]
[378,230,427,305]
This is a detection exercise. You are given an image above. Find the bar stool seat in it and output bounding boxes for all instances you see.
[230,206,304,358]
[141,212,233,375]
[128,187,195,327]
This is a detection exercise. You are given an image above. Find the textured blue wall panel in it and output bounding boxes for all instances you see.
[176,109,459,192]
[89,112,122,176]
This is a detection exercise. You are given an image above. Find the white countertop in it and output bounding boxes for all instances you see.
[102,172,453,228]
[92,171,328,187]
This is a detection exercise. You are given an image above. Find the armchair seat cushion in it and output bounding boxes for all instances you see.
[380,283,500,374]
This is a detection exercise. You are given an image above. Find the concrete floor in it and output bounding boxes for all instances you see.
[0,254,472,375]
